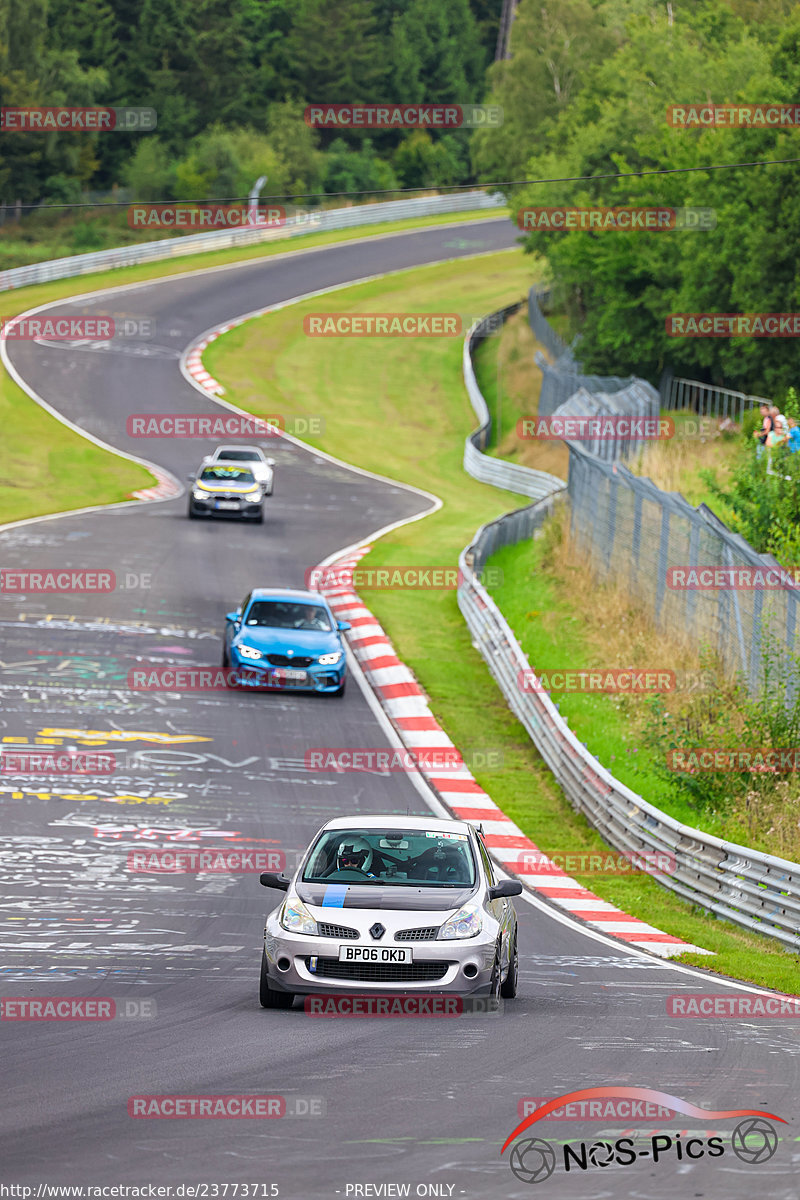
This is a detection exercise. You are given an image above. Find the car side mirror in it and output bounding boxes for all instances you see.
[225,610,241,625]
[260,872,290,890]
[337,621,351,632]
[266,458,276,467]
[187,474,196,482]
[488,880,523,900]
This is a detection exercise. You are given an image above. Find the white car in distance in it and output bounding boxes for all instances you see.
[203,445,275,495]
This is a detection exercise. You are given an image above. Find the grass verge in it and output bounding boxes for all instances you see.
[0,207,508,525]
[206,252,800,993]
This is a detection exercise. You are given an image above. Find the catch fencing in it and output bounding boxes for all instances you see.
[0,190,506,292]
[458,503,800,951]
[660,369,771,425]
[529,288,636,418]
[458,306,800,949]
[567,440,797,696]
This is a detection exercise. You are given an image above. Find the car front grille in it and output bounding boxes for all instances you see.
[317,922,359,939]
[395,926,439,942]
[266,655,314,668]
[305,957,450,983]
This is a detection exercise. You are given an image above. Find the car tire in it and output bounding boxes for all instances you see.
[332,678,346,697]
[500,931,518,999]
[187,503,197,519]
[488,947,502,1001]
[221,643,230,668]
[255,509,264,525]
[260,949,294,1009]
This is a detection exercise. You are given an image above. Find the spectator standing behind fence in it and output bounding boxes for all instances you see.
[754,402,774,457]
[788,417,800,453]
[771,404,790,448]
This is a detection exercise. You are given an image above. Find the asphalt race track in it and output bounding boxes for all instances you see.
[0,219,797,1198]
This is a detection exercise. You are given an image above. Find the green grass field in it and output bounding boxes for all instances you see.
[0,207,505,525]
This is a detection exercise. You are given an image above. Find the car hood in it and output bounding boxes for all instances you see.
[296,882,474,911]
[236,627,340,654]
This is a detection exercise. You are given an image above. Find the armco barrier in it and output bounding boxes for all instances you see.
[463,306,566,500]
[0,190,506,292]
[458,306,800,950]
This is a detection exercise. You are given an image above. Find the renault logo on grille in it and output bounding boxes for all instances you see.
[369,922,385,940]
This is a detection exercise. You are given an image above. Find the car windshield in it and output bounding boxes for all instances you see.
[215,449,259,462]
[302,828,476,887]
[245,600,332,631]
[200,466,255,484]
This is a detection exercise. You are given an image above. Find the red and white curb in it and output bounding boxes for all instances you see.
[131,467,182,502]
[318,547,712,960]
[185,337,228,396]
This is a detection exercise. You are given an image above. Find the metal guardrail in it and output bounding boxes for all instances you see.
[458,306,800,949]
[0,190,506,292]
[660,370,771,425]
[462,305,566,500]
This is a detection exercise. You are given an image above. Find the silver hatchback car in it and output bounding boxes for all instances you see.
[258,815,522,1009]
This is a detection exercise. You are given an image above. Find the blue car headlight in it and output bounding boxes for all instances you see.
[238,644,263,660]
[318,651,343,666]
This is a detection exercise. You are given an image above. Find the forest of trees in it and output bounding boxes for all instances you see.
[0,0,500,204]
[2,0,800,393]
[481,0,800,394]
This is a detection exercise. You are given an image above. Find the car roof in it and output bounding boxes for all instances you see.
[247,587,330,604]
[319,814,475,836]
[213,445,264,456]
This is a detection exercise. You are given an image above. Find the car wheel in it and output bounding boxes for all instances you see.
[260,948,294,1009]
[500,931,518,999]
[255,509,264,525]
[187,503,197,519]
[489,946,502,1001]
[332,678,346,697]
[221,643,230,668]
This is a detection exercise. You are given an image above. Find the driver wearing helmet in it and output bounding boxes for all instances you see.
[334,836,378,877]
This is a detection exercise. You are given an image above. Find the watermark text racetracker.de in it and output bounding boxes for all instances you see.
[1,996,155,1020]
[304,103,502,129]
[0,570,152,593]
[0,106,156,131]
[307,565,502,590]
[126,414,323,437]
[0,749,116,775]
[303,313,461,337]
[127,848,285,873]
[127,1095,324,1118]
[0,317,155,340]
[667,313,800,337]
[517,415,674,440]
[517,206,715,231]
[667,993,800,1017]
[303,747,503,772]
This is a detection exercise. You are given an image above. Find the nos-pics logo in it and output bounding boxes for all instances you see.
[502,1087,784,1183]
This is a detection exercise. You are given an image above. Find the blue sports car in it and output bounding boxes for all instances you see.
[222,588,350,696]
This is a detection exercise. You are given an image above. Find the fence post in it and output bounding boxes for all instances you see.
[654,507,670,620]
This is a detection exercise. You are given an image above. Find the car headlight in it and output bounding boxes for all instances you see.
[238,644,262,660]
[192,488,206,500]
[438,903,482,940]
[280,897,318,935]
[318,651,342,666]
[244,489,263,502]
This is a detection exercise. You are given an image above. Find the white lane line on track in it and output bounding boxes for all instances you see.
[3,224,790,995]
